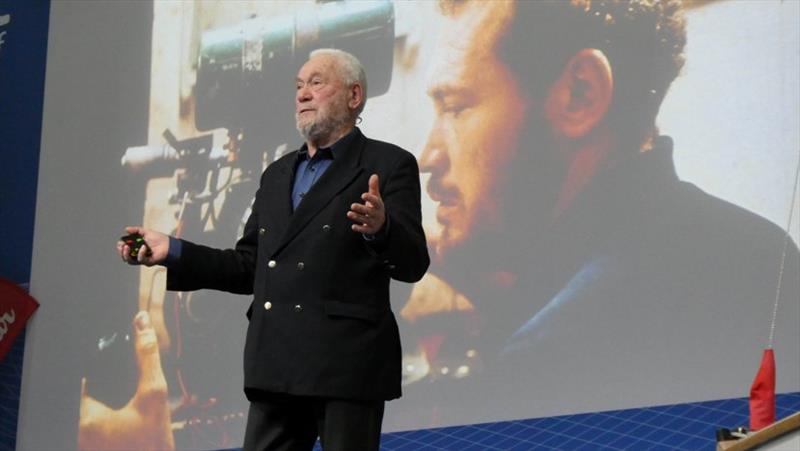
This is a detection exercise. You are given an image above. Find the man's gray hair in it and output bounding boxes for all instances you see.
[310,48,368,117]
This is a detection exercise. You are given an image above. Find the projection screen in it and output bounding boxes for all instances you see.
[18,1,800,449]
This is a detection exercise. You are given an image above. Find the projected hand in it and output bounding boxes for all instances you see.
[117,226,169,266]
[78,311,174,451]
[348,174,386,235]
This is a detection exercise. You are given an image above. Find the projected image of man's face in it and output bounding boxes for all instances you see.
[421,1,528,262]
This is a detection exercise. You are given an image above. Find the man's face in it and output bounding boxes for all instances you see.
[295,55,352,141]
[421,2,529,262]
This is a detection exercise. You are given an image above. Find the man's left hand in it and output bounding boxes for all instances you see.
[348,174,386,235]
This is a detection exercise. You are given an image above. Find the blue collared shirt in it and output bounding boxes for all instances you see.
[291,128,356,210]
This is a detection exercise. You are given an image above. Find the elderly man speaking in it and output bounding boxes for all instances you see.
[118,48,429,451]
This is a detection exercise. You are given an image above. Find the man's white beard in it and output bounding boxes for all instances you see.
[296,99,352,144]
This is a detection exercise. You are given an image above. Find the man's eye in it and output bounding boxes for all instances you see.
[435,93,474,118]
[442,102,467,117]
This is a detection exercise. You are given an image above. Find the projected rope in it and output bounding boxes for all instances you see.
[767,150,800,349]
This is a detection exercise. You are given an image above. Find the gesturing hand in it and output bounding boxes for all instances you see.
[348,174,386,235]
[116,226,169,266]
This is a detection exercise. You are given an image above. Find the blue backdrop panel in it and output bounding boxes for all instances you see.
[0,1,51,450]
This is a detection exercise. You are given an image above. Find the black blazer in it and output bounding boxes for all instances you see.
[167,128,429,401]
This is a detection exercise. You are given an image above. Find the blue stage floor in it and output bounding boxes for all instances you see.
[319,392,800,450]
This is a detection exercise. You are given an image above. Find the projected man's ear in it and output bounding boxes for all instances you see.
[544,48,614,140]
[540,48,620,219]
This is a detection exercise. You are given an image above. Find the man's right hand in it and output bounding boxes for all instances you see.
[117,226,169,266]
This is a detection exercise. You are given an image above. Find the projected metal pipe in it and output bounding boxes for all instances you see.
[195,0,395,131]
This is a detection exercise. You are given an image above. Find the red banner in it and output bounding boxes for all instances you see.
[749,348,776,431]
[0,277,40,362]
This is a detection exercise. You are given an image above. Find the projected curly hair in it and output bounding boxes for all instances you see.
[439,0,687,150]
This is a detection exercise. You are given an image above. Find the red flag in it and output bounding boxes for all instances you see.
[0,277,40,362]
[749,348,776,431]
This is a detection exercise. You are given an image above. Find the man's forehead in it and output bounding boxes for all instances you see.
[442,0,514,38]
[426,2,513,92]
[297,55,338,80]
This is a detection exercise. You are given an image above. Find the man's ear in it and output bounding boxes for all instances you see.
[544,48,613,139]
[348,83,364,112]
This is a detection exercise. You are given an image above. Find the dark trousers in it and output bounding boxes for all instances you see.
[242,392,385,451]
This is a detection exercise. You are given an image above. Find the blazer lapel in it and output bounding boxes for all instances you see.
[258,156,294,249]
[273,130,366,255]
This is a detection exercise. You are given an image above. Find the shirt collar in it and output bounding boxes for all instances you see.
[297,127,358,162]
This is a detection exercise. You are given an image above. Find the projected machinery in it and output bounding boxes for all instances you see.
[194,0,394,132]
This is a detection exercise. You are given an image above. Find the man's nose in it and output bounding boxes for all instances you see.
[419,124,449,176]
[296,85,312,103]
